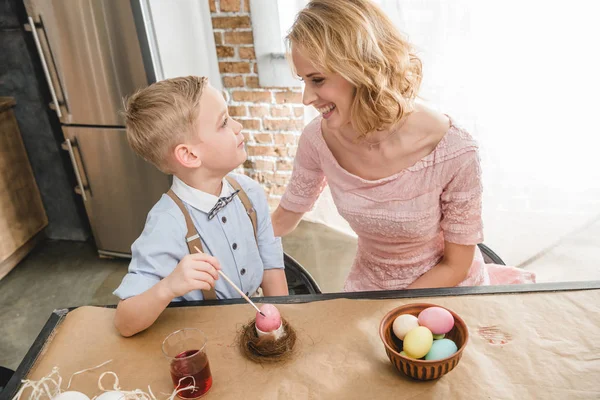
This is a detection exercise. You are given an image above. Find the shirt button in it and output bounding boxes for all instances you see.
[241,268,246,275]
[221,216,227,223]
[232,243,238,250]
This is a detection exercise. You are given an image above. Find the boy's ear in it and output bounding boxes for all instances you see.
[173,143,202,168]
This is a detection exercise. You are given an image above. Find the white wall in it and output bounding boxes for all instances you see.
[146,0,222,89]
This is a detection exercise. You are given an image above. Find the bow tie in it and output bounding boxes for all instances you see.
[208,190,240,220]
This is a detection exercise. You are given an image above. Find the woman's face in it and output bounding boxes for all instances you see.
[292,45,355,132]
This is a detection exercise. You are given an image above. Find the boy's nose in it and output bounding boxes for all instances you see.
[233,119,243,133]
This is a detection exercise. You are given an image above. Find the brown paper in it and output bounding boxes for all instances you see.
[23,290,600,399]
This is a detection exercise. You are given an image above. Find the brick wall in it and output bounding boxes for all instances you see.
[210,0,304,209]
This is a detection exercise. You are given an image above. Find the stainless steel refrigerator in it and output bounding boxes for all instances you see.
[23,0,170,257]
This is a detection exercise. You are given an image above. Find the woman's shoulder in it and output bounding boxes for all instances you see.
[409,105,479,169]
[297,115,326,151]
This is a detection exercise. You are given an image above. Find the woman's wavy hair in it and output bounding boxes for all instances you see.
[286,0,422,138]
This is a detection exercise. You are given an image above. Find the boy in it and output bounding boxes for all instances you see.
[113,76,288,337]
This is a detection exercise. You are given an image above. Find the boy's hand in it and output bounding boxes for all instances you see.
[162,253,221,299]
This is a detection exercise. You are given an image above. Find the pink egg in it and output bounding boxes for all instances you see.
[255,304,282,332]
[418,307,454,335]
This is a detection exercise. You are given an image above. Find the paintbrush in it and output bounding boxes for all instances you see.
[194,246,265,316]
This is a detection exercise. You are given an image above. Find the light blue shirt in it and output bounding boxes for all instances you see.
[114,173,284,301]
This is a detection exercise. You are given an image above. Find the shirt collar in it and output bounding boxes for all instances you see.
[171,176,233,213]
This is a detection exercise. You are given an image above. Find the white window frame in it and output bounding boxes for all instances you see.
[249,0,302,88]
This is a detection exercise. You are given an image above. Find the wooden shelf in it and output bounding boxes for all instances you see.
[0,97,48,280]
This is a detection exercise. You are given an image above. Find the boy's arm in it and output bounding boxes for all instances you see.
[114,252,221,337]
[113,209,221,336]
[114,280,174,337]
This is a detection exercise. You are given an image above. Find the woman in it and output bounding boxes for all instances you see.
[272,0,535,290]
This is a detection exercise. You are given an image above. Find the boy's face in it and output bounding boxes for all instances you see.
[181,83,246,174]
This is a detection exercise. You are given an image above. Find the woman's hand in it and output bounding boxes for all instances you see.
[406,242,476,289]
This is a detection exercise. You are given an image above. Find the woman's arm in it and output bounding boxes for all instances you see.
[406,242,476,289]
[271,206,305,237]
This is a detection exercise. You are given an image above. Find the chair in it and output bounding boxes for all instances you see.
[0,366,14,392]
[284,252,322,295]
[478,243,506,265]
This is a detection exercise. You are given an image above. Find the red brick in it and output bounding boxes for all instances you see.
[247,145,277,157]
[243,0,250,12]
[220,0,241,12]
[274,134,298,145]
[270,106,291,117]
[275,91,303,104]
[254,133,273,144]
[222,75,245,88]
[242,132,251,141]
[224,31,253,45]
[276,160,294,171]
[216,46,235,58]
[211,16,250,30]
[250,171,273,184]
[238,118,261,130]
[273,172,291,185]
[214,32,223,45]
[209,0,217,12]
[244,159,275,171]
[264,118,304,131]
[228,105,247,117]
[287,146,297,157]
[245,76,260,88]
[293,106,304,117]
[232,90,272,103]
[248,105,269,117]
[219,62,251,74]
[253,63,259,73]
[239,47,256,60]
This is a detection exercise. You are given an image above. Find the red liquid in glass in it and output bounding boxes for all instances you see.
[170,349,213,399]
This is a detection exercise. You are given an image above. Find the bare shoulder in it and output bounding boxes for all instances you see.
[405,103,450,147]
[410,104,450,136]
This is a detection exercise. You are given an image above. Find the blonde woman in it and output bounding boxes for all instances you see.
[272,0,535,291]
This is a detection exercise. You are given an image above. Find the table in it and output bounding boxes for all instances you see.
[5,281,600,399]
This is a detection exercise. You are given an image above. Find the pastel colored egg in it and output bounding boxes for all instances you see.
[425,338,458,361]
[399,351,417,359]
[432,333,445,340]
[255,304,282,332]
[53,392,91,400]
[402,326,433,358]
[392,314,419,340]
[418,307,455,335]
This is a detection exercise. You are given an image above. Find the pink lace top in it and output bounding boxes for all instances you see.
[280,116,535,291]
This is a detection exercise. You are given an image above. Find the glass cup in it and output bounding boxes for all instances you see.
[162,328,213,399]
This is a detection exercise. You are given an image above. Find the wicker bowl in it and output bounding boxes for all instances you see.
[379,303,469,380]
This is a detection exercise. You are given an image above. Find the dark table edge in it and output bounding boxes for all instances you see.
[4,280,600,398]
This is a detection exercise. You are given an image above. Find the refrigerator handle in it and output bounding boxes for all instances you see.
[27,16,62,119]
[62,139,88,201]
[38,14,71,116]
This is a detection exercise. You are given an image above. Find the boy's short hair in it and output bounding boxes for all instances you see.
[123,76,208,173]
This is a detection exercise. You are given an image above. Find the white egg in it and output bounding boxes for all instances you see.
[96,392,126,400]
[53,391,91,400]
[392,314,419,340]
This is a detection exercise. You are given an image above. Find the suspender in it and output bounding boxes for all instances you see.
[166,177,258,300]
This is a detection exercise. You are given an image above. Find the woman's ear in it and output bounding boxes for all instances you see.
[173,143,202,169]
